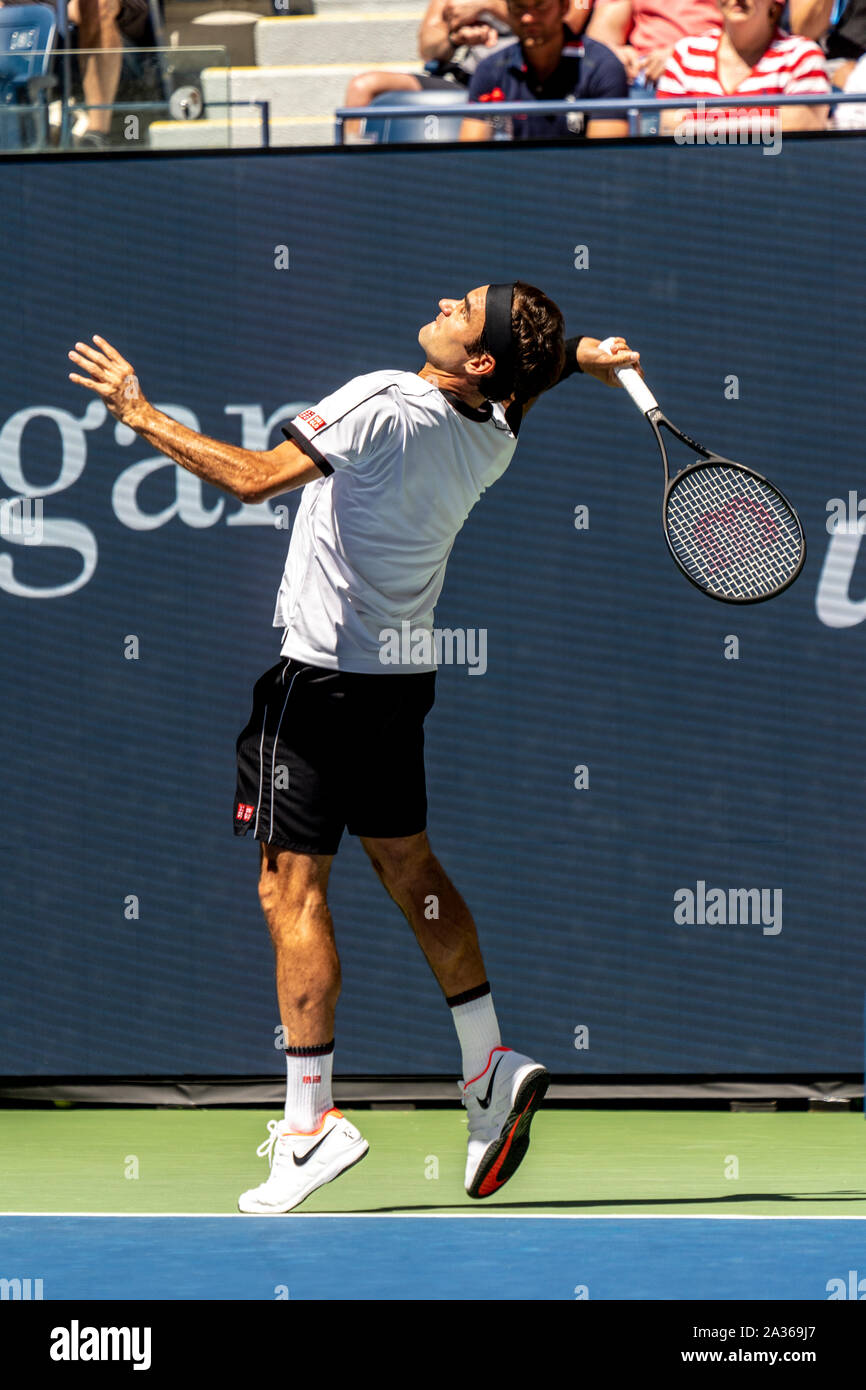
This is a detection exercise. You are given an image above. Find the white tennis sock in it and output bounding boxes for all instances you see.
[284,1043,335,1132]
[448,984,501,1082]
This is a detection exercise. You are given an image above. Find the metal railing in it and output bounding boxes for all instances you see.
[334,89,866,145]
[2,72,862,154]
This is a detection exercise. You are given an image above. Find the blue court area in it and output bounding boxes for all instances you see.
[3,1216,865,1300]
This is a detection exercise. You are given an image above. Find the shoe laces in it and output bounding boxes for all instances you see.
[256,1119,291,1169]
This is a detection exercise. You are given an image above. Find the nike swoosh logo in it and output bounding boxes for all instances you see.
[477,1056,504,1110]
[292,1131,331,1167]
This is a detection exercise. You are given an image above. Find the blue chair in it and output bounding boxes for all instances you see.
[0,3,58,150]
[361,87,468,145]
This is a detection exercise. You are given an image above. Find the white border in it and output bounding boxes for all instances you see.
[3,1212,866,1220]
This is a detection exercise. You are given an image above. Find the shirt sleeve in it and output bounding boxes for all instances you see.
[587,41,629,99]
[282,377,401,477]
[783,40,831,95]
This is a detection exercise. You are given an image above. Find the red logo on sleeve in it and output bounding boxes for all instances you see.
[236,802,255,822]
[298,409,326,431]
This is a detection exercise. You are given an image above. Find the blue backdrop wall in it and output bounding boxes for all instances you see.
[1,137,865,1076]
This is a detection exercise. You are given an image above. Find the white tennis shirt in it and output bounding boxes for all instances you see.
[273,370,521,673]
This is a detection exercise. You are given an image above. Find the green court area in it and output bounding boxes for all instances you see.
[2,1108,864,1216]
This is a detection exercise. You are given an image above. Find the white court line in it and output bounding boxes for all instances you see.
[3,1211,866,1220]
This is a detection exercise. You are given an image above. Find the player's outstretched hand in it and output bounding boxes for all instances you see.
[68,336,147,425]
[577,336,642,388]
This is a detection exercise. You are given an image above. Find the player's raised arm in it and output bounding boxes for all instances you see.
[519,334,641,414]
[68,335,324,503]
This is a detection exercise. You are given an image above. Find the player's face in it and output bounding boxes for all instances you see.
[506,0,568,48]
[418,286,489,375]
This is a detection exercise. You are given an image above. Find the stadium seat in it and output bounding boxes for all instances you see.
[361,87,467,145]
[0,3,58,150]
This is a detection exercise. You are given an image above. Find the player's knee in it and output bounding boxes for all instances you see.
[259,875,328,924]
[364,833,436,893]
[258,846,329,914]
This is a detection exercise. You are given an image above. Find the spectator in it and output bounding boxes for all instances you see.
[587,0,723,85]
[655,0,830,137]
[789,1,866,89]
[0,0,152,146]
[342,0,593,141]
[460,0,629,141]
[789,0,866,55]
[831,49,866,124]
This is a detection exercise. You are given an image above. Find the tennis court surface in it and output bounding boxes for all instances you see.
[3,1107,864,1300]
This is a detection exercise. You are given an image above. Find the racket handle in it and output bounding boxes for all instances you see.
[598,336,659,415]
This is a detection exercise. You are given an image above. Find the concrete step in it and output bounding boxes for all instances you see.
[202,60,422,118]
[165,0,420,18]
[255,11,424,66]
[167,13,261,66]
[165,0,271,19]
[313,0,425,9]
[148,112,334,146]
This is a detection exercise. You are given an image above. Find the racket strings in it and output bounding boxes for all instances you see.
[665,464,802,600]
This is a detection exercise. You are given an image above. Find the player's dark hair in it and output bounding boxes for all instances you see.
[469,281,566,404]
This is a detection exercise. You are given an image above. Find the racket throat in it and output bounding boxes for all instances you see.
[660,415,713,460]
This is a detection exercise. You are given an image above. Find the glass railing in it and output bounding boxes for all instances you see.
[0,45,276,153]
[2,63,862,154]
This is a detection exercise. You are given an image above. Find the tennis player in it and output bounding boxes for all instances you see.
[68,285,640,1213]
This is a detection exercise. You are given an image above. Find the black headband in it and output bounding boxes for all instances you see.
[480,282,516,401]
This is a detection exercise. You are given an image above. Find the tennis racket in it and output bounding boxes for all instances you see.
[599,339,806,603]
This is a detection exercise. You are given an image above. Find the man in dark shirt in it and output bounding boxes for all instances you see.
[461,0,629,139]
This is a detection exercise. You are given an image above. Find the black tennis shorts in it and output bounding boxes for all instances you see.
[234,659,437,855]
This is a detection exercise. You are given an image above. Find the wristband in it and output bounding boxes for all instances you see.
[557,335,585,382]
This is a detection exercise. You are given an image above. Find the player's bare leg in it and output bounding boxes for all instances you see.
[238,844,367,1214]
[258,843,339,1044]
[360,830,487,995]
[361,829,548,1197]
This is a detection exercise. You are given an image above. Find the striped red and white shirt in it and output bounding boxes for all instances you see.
[656,27,830,124]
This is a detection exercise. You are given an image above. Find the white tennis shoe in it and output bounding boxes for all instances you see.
[461,1047,549,1199]
[238,1108,369,1214]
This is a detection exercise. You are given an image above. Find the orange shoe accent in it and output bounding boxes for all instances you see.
[286,1107,342,1137]
[477,1090,536,1197]
[463,1046,512,1091]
